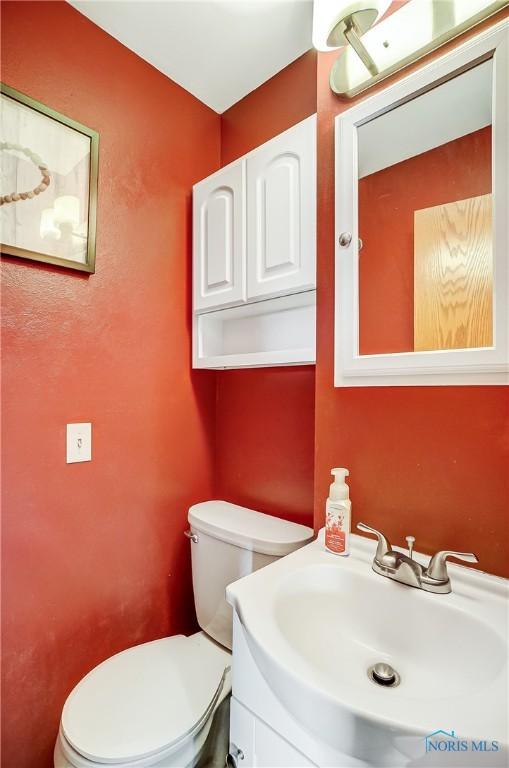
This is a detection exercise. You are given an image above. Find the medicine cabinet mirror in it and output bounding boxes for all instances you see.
[335,21,508,386]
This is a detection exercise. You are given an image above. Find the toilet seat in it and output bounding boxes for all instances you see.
[60,633,231,767]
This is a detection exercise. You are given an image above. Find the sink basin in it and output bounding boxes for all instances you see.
[227,532,509,765]
[275,563,505,699]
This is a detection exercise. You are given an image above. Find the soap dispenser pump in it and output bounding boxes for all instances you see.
[325,468,351,556]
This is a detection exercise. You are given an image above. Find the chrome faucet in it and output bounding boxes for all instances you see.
[357,522,478,594]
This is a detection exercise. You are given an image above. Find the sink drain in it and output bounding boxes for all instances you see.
[368,662,400,688]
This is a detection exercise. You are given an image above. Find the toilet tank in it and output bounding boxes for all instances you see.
[188,501,313,650]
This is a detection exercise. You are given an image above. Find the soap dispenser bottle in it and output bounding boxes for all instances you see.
[325,468,351,556]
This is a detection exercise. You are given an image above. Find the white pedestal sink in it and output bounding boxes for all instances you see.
[227,531,508,766]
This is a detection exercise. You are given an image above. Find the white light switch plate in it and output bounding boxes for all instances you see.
[66,423,92,463]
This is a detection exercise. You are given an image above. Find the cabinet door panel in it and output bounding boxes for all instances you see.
[254,716,313,767]
[193,160,245,311]
[230,697,255,767]
[230,697,313,768]
[247,115,316,300]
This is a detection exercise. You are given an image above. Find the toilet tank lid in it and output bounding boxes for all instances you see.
[188,500,314,556]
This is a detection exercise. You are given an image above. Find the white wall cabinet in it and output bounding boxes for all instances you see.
[334,24,508,387]
[193,159,245,312]
[192,115,316,369]
[247,116,316,301]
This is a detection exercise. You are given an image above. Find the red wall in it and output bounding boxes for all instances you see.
[359,126,492,355]
[215,52,317,526]
[215,368,315,526]
[1,3,220,767]
[315,10,509,577]
[221,50,317,166]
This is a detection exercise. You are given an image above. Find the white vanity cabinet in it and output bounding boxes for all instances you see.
[230,698,312,768]
[193,159,245,312]
[192,115,316,369]
[228,613,327,768]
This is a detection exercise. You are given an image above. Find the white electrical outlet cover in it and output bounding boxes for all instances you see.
[67,423,92,463]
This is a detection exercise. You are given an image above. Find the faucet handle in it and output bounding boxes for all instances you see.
[357,522,391,561]
[426,550,479,581]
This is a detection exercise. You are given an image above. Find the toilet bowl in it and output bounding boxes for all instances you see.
[54,501,313,768]
[54,633,230,768]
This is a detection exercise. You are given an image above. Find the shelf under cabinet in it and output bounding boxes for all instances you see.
[193,291,316,369]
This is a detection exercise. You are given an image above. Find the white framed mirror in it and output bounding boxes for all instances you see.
[334,20,508,386]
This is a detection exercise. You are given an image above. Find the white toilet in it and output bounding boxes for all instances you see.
[54,501,313,768]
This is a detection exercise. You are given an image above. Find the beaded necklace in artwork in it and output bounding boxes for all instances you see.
[0,141,51,205]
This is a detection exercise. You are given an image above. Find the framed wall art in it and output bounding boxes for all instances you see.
[0,83,99,273]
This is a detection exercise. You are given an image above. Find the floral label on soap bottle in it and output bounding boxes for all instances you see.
[326,505,346,554]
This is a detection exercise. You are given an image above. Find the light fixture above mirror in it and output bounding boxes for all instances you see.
[313,0,391,76]
[314,0,508,97]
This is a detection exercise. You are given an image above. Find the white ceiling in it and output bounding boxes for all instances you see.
[69,0,314,113]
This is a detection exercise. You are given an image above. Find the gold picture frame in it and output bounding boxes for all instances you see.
[0,83,99,273]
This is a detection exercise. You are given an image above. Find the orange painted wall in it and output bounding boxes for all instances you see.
[359,126,492,355]
[215,367,315,526]
[221,50,317,166]
[1,3,220,767]
[215,52,317,526]
[315,10,509,577]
